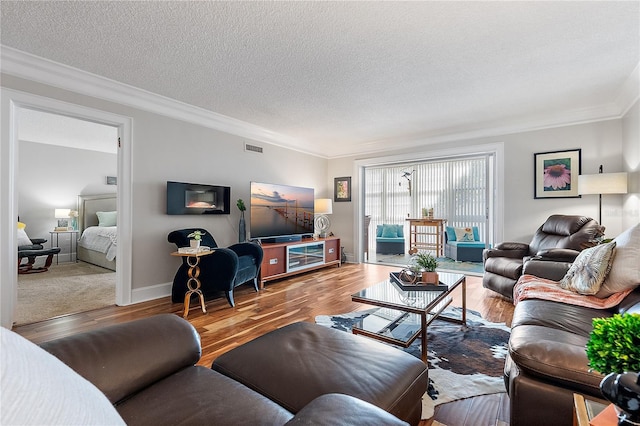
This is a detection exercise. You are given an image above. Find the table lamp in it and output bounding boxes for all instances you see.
[314,198,333,238]
[54,208,71,229]
[578,165,628,224]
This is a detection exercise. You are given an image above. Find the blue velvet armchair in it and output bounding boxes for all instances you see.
[167,228,263,307]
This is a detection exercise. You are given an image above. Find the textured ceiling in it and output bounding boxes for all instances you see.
[18,109,118,154]
[1,1,639,158]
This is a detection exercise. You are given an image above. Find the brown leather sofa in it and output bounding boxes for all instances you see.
[483,215,603,299]
[39,314,427,425]
[505,281,640,426]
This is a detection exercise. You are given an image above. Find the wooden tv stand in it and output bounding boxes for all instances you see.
[258,236,341,288]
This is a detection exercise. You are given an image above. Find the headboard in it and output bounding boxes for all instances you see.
[78,194,117,232]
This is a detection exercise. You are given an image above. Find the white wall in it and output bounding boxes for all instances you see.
[1,72,636,327]
[622,100,640,230]
[18,141,117,261]
[329,119,629,259]
[1,73,327,299]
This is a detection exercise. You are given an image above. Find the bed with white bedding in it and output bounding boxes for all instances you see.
[77,194,117,271]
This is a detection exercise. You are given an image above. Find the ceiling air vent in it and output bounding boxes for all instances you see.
[245,143,263,153]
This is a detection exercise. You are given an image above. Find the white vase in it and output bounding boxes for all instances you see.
[190,239,200,248]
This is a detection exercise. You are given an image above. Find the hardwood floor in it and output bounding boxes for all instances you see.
[13,263,514,426]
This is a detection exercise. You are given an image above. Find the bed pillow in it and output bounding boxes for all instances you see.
[596,224,640,298]
[96,211,117,227]
[1,327,126,425]
[17,227,33,247]
[558,241,616,295]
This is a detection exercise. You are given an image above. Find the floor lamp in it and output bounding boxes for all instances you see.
[578,165,628,224]
[314,198,333,238]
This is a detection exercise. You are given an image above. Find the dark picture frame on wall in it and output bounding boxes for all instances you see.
[334,176,352,202]
[534,148,581,199]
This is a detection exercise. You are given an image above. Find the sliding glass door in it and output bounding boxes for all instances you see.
[363,153,494,263]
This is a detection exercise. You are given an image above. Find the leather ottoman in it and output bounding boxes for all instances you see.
[212,322,428,425]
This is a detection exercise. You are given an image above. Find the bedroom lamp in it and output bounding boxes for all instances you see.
[578,165,628,224]
[314,198,333,238]
[54,208,71,229]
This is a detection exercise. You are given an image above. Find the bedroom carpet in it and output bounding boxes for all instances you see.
[16,262,115,325]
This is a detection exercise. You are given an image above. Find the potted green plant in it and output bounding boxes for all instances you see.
[586,313,640,374]
[412,252,439,284]
[187,230,205,248]
[586,313,640,425]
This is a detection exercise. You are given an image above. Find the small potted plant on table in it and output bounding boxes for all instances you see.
[187,230,206,248]
[412,252,439,284]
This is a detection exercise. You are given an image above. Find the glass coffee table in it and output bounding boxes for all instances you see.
[351,272,466,363]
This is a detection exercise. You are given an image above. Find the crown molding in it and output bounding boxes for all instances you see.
[332,102,623,159]
[614,62,640,116]
[2,46,635,160]
[0,46,325,158]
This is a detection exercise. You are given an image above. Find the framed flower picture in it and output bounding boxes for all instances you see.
[534,149,581,199]
[334,176,351,202]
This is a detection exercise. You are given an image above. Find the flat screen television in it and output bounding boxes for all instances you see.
[166,181,230,215]
[250,181,315,241]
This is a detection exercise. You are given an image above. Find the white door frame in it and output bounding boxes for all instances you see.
[1,88,133,328]
[352,142,505,263]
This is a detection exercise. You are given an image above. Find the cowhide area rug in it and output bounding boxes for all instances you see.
[315,306,510,419]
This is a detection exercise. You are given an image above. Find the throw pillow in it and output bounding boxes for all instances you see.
[596,223,640,298]
[96,211,117,227]
[381,225,398,238]
[454,227,475,242]
[558,241,617,295]
[445,226,457,241]
[0,327,126,425]
[17,228,32,247]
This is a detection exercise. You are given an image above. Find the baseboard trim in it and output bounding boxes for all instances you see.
[130,281,172,305]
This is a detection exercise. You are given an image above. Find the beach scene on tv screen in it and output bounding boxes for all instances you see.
[250,182,315,238]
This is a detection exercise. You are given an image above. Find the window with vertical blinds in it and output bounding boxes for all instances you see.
[364,154,492,256]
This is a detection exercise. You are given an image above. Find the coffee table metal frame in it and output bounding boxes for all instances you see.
[351,272,466,363]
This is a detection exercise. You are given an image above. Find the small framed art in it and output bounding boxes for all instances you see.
[334,177,352,202]
[534,149,581,199]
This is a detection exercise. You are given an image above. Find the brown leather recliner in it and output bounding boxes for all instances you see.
[482,215,604,300]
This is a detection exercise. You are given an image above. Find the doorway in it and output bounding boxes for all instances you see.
[355,143,504,269]
[16,109,118,324]
[1,88,133,329]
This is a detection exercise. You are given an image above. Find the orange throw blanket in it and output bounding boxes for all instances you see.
[513,274,633,309]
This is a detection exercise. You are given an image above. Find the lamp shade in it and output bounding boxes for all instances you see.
[578,172,628,195]
[314,198,333,215]
[54,208,71,219]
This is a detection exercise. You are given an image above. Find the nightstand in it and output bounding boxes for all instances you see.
[49,230,79,264]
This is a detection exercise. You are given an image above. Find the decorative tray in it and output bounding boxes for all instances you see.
[177,246,211,254]
[389,272,448,291]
